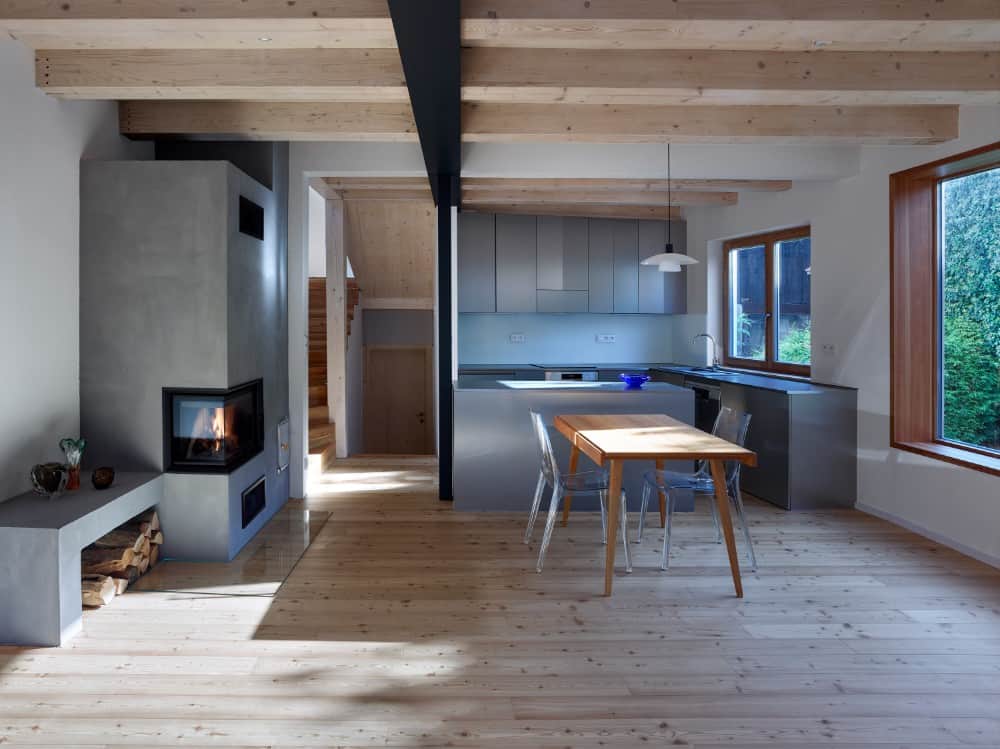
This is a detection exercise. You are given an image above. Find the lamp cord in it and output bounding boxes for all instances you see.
[666,143,672,248]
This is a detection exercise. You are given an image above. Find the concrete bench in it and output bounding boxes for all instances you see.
[0,472,162,646]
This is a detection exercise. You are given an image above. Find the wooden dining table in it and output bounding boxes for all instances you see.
[554,413,758,597]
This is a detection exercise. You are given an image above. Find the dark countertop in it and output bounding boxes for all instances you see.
[455,378,688,392]
[458,362,855,394]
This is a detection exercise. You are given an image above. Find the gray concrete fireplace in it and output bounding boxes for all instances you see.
[79,160,290,562]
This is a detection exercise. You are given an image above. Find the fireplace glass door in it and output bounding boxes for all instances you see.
[164,380,264,473]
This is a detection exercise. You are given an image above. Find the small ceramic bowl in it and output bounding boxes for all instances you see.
[91,467,116,490]
[620,373,651,390]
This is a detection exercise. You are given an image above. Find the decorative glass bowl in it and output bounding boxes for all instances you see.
[620,373,651,390]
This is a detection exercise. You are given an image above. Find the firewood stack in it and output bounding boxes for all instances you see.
[80,509,162,607]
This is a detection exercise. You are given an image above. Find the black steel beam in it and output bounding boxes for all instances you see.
[388,1,461,500]
[387,0,461,206]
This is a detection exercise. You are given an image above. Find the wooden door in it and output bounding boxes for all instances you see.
[364,346,433,455]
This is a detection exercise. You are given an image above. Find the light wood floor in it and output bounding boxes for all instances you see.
[2,456,1000,747]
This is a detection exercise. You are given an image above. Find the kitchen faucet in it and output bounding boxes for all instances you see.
[693,333,721,370]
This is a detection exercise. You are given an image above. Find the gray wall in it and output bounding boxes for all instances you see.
[0,39,152,503]
[363,309,434,346]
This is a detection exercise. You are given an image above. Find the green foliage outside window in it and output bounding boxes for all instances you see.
[940,167,1000,450]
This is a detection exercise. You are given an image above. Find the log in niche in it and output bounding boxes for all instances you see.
[80,509,162,608]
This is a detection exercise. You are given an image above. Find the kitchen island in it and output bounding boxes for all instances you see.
[453,379,694,511]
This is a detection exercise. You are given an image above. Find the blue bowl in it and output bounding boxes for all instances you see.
[620,373,651,390]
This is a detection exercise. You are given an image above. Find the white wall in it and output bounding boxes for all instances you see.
[0,40,151,502]
[459,313,676,365]
[684,105,1000,566]
[307,186,326,278]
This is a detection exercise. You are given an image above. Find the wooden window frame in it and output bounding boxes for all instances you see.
[890,140,1000,477]
[722,226,811,377]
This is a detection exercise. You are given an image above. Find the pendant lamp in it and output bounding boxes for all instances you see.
[640,143,699,273]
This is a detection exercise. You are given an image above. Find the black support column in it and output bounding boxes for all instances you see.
[388,0,461,500]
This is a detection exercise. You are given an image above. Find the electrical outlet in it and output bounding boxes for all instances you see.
[596,334,616,344]
[509,333,526,344]
[821,343,836,355]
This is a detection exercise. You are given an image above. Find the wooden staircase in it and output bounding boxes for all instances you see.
[307,277,361,468]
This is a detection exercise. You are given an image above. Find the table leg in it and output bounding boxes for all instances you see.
[654,458,667,528]
[708,459,743,598]
[603,460,624,596]
[561,444,580,527]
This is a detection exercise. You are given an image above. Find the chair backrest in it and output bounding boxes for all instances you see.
[530,411,560,485]
[713,406,752,486]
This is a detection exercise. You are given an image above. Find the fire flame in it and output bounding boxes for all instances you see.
[210,407,225,454]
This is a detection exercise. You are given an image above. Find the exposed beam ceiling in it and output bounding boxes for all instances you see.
[322,177,429,191]
[6,0,994,149]
[462,189,737,207]
[119,101,417,141]
[462,178,793,192]
[461,1,1000,52]
[118,100,958,146]
[463,48,1000,107]
[37,49,408,100]
[467,203,684,220]
[0,1,396,49]
[462,104,960,145]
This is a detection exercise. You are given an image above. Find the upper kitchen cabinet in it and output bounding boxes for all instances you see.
[495,214,537,313]
[639,219,688,314]
[536,216,589,313]
[612,219,639,314]
[588,219,615,313]
[537,216,589,291]
[458,212,496,313]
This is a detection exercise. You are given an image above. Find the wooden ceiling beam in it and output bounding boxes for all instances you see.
[463,48,1000,107]
[462,103,959,144]
[119,101,417,141]
[340,189,434,201]
[0,1,395,49]
[462,178,793,192]
[462,189,737,206]
[323,177,430,191]
[36,49,406,100]
[461,1,1000,51]
[467,203,684,220]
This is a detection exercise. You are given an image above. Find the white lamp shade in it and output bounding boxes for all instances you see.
[640,253,698,273]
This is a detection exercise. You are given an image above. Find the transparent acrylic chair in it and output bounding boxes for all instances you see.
[637,407,757,571]
[524,411,632,574]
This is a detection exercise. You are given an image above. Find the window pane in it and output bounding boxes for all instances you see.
[939,166,1000,452]
[728,244,766,361]
[775,237,811,365]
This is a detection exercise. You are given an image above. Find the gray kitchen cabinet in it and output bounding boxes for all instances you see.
[537,216,589,291]
[719,380,857,510]
[612,219,639,313]
[495,214,537,313]
[638,220,666,314]
[537,289,589,313]
[457,212,496,313]
[588,218,614,313]
[664,220,688,314]
[639,220,688,314]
